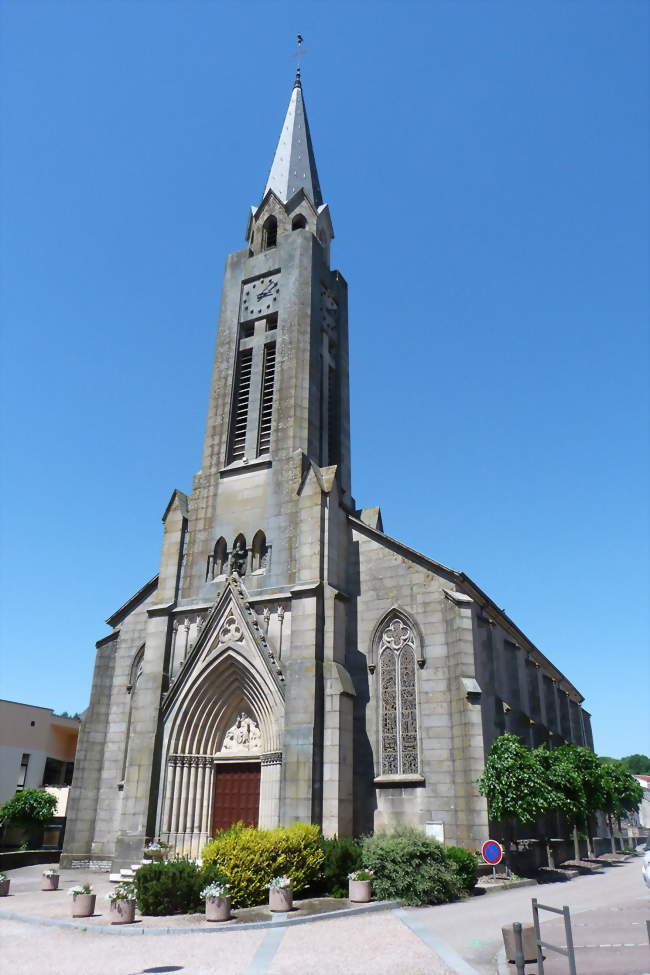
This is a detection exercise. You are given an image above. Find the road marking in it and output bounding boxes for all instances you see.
[244,925,285,974]
[393,909,481,975]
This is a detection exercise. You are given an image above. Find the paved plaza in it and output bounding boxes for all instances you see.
[0,858,648,974]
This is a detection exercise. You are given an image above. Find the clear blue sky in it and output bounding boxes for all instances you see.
[1,1,648,758]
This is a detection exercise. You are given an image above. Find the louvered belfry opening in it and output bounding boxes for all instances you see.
[327,364,338,464]
[228,346,253,461]
[257,341,276,455]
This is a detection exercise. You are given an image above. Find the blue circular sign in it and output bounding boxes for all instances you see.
[481,840,503,865]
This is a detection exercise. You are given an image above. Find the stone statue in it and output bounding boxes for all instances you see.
[229,538,247,576]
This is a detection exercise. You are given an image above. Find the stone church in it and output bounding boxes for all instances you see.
[62,74,593,870]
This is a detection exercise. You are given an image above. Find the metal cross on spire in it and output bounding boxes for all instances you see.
[293,33,306,87]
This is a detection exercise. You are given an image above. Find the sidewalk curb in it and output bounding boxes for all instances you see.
[0,899,401,936]
[476,878,537,895]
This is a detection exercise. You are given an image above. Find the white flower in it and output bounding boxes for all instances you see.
[268,876,291,889]
[67,884,92,895]
[107,881,136,902]
[200,882,230,899]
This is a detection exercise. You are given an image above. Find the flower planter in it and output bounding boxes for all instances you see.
[205,895,231,922]
[110,899,136,924]
[269,887,293,912]
[41,874,60,891]
[72,893,96,917]
[348,879,372,903]
[0,878,10,897]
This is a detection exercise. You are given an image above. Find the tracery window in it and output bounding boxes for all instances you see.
[379,617,419,775]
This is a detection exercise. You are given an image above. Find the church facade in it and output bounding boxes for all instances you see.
[62,77,593,870]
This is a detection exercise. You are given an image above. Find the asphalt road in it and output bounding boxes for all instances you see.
[409,855,650,974]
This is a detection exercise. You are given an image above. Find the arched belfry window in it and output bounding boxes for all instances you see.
[376,615,420,776]
[262,215,277,249]
[291,214,306,231]
[251,530,268,572]
[213,537,227,577]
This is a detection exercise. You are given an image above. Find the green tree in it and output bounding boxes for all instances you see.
[600,761,644,850]
[533,745,586,866]
[479,733,557,865]
[552,745,608,857]
[0,788,58,847]
[620,754,650,775]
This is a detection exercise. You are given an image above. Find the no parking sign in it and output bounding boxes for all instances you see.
[481,839,503,865]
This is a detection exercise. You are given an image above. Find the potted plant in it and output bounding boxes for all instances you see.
[268,875,292,913]
[68,883,96,917]
[143,840,171,862]
[0,872,10,896]
[200,881,231,922]
[41,868,60,891]
[348,868,374,902]
[107,881,137,924]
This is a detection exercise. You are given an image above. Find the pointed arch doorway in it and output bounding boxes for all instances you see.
[212,758,261,832]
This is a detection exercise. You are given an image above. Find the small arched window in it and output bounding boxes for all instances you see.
[251,530,268,572]
[262,215,277,249]
[213,537,227,577]
[291,214,307,231]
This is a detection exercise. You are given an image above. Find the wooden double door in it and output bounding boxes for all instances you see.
[211,762,260,833]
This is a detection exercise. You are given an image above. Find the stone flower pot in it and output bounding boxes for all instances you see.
[502,923,538,964]
[110,899,136,924]
[0,878,10,897]
[348,879,372,903]
[41,873,60,891]
[72,893,96,917]
[205,895,231,922]
[269,887,292,912]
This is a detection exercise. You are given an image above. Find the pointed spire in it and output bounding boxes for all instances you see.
[264,80,323,208]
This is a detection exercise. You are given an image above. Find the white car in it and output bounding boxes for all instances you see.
[643,850,650,890]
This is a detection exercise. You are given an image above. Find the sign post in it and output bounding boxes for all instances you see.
[481,839,503,881]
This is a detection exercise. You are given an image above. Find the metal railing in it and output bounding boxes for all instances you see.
[531,898,577,975]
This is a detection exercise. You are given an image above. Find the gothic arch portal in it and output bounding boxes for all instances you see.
[158,638,284,854]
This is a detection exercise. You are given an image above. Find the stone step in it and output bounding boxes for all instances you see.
[130,864,142,871]
[109,873,122,883]
[119,868,135,878]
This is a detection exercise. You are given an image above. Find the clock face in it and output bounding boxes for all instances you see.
[320,287,338,331]
[241,273,281,320]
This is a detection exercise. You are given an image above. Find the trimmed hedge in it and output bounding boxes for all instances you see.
[444,846,479,893]
[362,826,463,906]
[202,821,324,908]
[135,859,226,916]
[317,835,363,897]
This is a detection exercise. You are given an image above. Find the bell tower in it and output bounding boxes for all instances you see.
[178,72,352,601]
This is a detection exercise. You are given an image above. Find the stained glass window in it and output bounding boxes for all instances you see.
[378,617,419,775]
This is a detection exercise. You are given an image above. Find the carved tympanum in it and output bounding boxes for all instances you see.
[220,712,262,753]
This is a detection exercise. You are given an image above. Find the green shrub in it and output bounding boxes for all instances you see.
[202,821,324,908]
[135,859,227,915]
[444,846,478,893]
[0,789,57,831]
[361,826,463,906]
[317,835,363,897]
